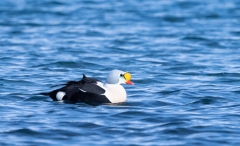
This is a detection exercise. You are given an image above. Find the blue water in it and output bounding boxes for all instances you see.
[1,0,240,145]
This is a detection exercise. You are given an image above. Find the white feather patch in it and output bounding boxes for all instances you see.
[79,88,86,92]
[96,81,104,88]
[56,91,66,101]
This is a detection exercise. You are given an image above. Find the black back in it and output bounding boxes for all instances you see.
[42,74,111,104]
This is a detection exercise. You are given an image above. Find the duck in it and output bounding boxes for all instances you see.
[40,69,133,104]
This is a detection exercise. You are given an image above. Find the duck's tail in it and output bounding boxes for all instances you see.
[39,92,50,96]
[39,90,60,101]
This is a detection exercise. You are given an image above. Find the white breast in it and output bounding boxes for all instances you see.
[103,84,127,103]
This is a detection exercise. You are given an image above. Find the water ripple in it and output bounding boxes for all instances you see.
[1,0,240,145]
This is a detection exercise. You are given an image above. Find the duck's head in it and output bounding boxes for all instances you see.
[106,69,134,85]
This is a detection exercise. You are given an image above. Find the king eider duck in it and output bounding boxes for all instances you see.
[40,70,133,104]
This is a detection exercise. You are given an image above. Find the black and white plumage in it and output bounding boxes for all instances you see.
[40,70,133,104]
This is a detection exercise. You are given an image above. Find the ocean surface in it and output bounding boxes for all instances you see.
[1,0,240,145]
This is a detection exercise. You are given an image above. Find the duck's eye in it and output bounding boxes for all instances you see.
[120,74,124,77]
